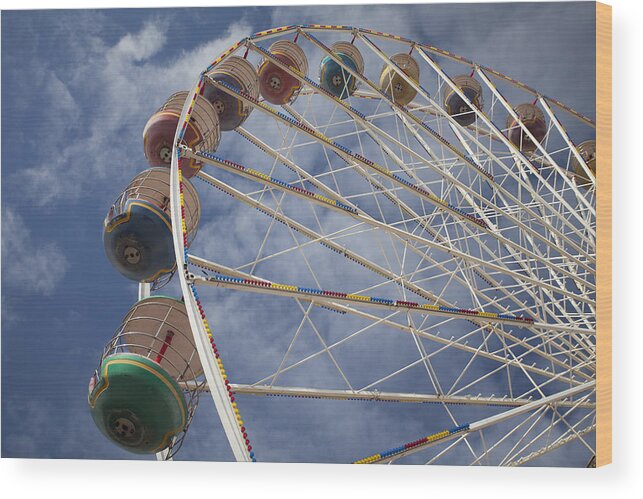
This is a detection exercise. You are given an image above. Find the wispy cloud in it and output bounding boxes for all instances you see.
[1,208,69,295]
[15,18,251,206]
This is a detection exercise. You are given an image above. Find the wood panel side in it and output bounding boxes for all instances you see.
[596,0,612,468]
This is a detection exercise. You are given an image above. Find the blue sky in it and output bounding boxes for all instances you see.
[1,2,596,464]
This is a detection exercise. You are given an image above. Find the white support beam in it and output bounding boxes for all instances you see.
[187,255,593,384]
[292,30,596,278]
[538,96,596,187]
[472,65,596,220]
[193,273,594,335]
[181,382,595,410]
[192,150,594,303]
[170,81,251,462]
[371,381,595,464]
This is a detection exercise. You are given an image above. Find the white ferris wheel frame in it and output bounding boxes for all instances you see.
[162,24,596,465]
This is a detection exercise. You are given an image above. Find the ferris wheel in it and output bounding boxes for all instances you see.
[91,25,596,466]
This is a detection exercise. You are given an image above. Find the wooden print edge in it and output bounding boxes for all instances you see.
[596,0,612,467]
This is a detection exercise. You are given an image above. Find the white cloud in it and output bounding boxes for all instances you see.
[18,19,252,206]
[1,208,69,295]
[111,21,168,62]
[45,72,81,123]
